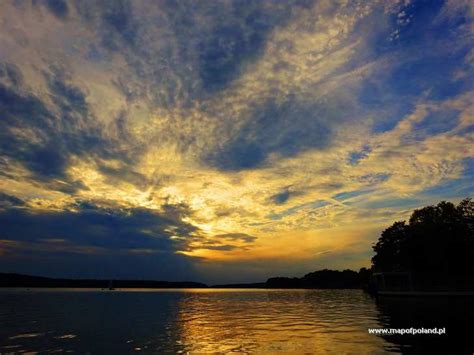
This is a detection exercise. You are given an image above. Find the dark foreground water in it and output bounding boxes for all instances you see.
[1,289,473,353]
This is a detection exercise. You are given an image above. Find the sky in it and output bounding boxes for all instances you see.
[0,0,472,284]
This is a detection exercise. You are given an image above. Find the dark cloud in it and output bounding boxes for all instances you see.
[0,0,471,284]
[44,0,69,19]
[207,140,265,171]
[0,192,24,209]
[0,200,202,279]
[0,82,49,128]
[0,82,62,179]
[271,189,290,204]
[0,67,139,188]
[27,143,69,178]
[0,62,23,86]
[348,145,371,166]
[74,0,315,108]
[0,247,199,280]
[269,188,307,205]
[0,199,257,277]
[31,0,69,19]
[101,0,137,49]
[0,204,179,250]
[197,0,316,92]
[198,5,269,91]
[205,96,335,170]
[48,71,89,117]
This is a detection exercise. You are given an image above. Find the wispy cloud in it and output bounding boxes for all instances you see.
[0,0,472,281]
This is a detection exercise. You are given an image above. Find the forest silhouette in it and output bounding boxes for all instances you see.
[372,198,474,275]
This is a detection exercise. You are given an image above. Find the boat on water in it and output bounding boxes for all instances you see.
[371,272,474,297]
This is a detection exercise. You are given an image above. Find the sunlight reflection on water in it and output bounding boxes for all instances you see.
[0,288,471,353]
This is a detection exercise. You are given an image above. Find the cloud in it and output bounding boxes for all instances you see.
[0,70,107,182]
[0,196,258,275]
[0,62,23,86]
[43,0,69,20]
[0,0,472,282]
[271,189,291,205]
[212,233,257,243]
[195,1,304,92]
[204,95,336,171]
[0,199,205,279]
[0,201,190,251]
[0,192,24,208]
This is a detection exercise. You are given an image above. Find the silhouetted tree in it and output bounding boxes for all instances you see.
[266,269,363,289]
[372,198,474,274]
[372,221,408,272]
[358,267,372,286]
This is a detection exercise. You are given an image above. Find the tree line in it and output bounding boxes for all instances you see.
[371,198,473,275]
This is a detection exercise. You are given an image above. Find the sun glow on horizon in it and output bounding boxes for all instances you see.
[0,0,472,282]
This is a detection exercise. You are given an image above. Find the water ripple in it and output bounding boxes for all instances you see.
[1,288,466,353]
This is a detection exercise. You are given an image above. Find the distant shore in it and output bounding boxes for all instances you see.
[0,273,207,289]
[0,269,369,289]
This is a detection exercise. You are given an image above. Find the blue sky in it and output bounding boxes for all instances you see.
[0,0,472,283]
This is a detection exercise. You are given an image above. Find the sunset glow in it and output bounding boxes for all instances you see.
[0,0,472,283]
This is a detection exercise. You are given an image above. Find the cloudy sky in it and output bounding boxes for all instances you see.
[0,0,472,283]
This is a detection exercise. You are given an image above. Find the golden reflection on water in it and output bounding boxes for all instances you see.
[8,288,463,353]
[175,289,387,353]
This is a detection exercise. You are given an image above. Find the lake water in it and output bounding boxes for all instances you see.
[1,288,472,353]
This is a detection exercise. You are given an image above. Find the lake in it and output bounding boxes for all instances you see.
[1,288,473,353]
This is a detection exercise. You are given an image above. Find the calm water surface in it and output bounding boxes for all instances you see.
[0,289,472,353]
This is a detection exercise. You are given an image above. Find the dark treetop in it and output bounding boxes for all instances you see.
[372,198,474,274]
